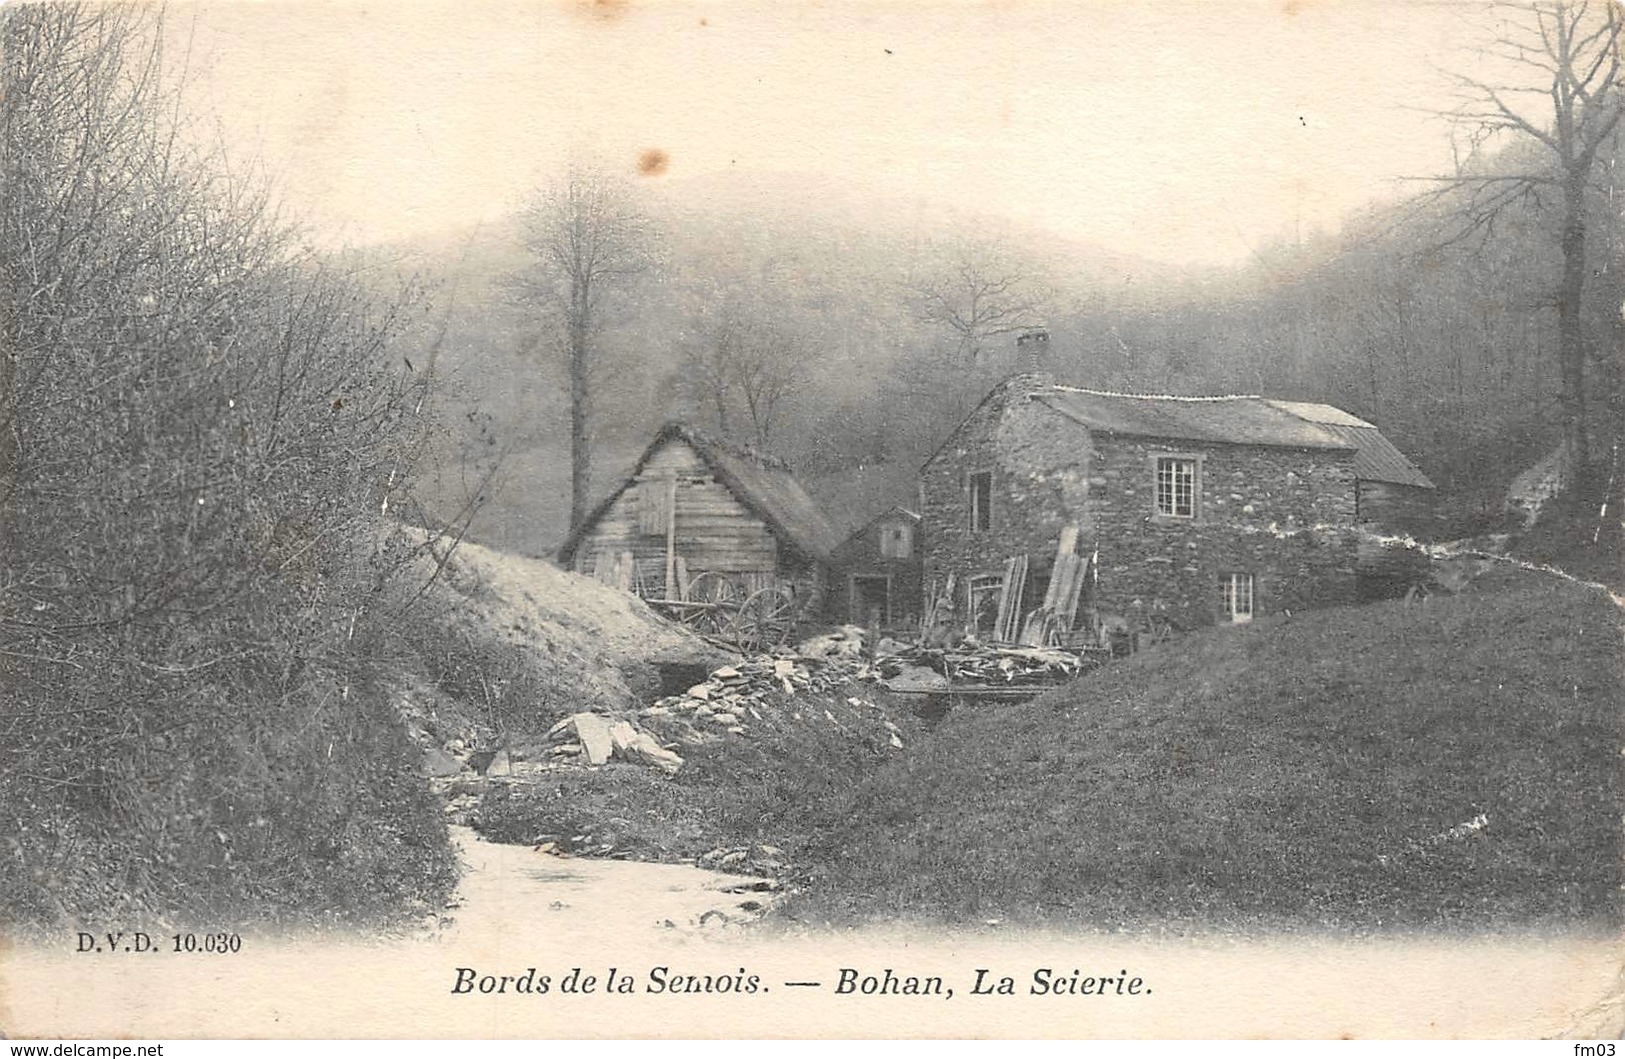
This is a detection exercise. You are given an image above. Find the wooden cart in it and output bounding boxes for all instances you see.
[647,571,800,653]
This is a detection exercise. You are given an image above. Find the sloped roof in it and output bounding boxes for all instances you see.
[805,461,922,541]
[1035,387,1356,451]
[557,423,842,566]
[1264,400,1435,489]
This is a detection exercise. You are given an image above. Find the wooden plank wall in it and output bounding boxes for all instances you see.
[573,438,779,586]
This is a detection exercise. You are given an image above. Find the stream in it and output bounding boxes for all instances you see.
[4,827,1620,1038]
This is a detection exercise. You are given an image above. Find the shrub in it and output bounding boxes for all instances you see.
[0,4,456,927]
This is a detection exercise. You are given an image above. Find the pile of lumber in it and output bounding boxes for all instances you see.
[1018,526,1091,646]
[875,641,1093,688]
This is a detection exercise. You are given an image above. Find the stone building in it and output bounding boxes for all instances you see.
[917,375,1425,642]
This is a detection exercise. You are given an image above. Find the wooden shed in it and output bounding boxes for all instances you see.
[827,505,924,632]
[557,423,840,611]
[805,461,927,632]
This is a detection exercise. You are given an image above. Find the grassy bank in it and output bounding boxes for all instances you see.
[789,579,1623,933]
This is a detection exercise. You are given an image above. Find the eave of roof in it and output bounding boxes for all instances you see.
[1264,400,1435,489]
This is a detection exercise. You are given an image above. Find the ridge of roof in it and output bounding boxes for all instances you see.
[1033,389,1355,452]
[1048,385,1265,403]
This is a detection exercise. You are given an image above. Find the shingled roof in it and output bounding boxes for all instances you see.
[1027,386,1431,488]
[557,423,842,567]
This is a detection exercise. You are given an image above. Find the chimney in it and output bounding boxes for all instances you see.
[1015,328,1050,374]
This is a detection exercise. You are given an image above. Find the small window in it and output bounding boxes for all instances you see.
[1221,572,1254,624]
[878,520,912,560]
[1155,456,1197,518]
[969,471,992,532]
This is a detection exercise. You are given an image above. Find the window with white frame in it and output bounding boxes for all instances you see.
[1221,572,1254,624]
[1155,456,1197,518]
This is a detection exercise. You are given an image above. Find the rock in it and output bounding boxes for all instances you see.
[687,684,712,700]
[712,666,741,680]
[796,626,866,658]
[570,712,614,766]
[421,747,464,778]
[607,720,684,774]
[884,663,951,692]
[485,749,513,776]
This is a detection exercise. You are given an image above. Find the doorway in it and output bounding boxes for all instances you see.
[850,575,892,628]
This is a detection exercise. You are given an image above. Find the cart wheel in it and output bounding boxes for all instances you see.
[731,585,798,653]
[684,571,742,637]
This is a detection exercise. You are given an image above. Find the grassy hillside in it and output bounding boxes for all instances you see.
[396,531,726,733]
[792,579,1624,933]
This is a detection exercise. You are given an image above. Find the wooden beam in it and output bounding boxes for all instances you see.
[663,471,678,599]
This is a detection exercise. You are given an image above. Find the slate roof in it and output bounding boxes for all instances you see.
[1035,387,1356,451]
[1264,401,1435,489]
[557,423,842,567]
[1026,386,1432,489]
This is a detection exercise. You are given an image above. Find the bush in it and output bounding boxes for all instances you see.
[0,4,456,927]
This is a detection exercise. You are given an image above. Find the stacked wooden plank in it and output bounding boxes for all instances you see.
[1018,525,1091,646]
[993,555,1028,643]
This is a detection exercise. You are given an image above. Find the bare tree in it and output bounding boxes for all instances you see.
[515,167,655,533]
[1433,0,1625,482]
[907,233,1050,369]
[681,298,806,449]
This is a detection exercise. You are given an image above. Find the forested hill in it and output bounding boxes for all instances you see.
[389,144,1625,557]
[1074,136,1625,518]
[384,171,1156,556]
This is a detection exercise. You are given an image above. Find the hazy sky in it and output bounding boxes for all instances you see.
[174,1,1510,267]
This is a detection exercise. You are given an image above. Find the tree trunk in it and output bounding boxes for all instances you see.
[1558,173,1591,486]
[568,282,591,536]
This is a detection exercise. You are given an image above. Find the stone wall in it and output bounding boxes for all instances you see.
[919,378,1360,634]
